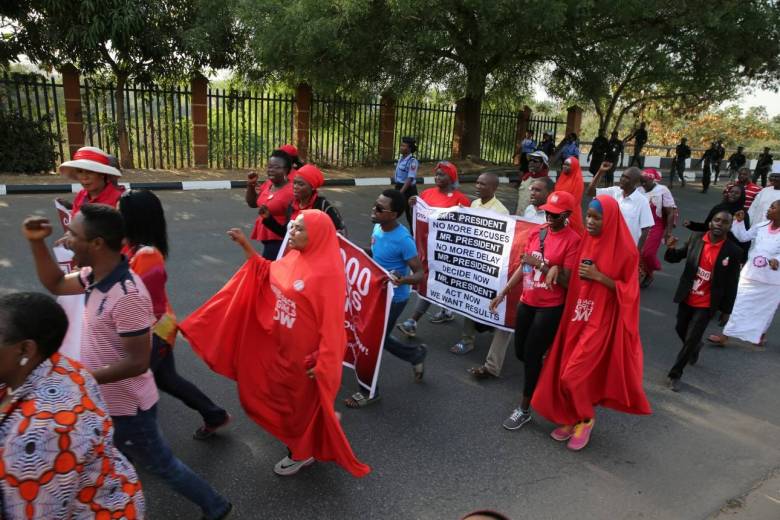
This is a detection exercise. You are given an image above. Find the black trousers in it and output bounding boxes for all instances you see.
[701,165,712,193]
[514,303,565,397]
[395,183,418,228]
[668,303,712,380]
[670,159,686,185]
[753,167,769,187]
[628,144,645,167]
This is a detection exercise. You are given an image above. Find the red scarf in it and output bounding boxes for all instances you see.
[180,210,370,477]
[531,195,651,425]
[554,157,584,235]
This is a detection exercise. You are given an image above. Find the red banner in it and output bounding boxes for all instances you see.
[338,236,393,398]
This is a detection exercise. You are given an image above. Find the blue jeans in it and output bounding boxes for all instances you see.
[113,405,230,519]
[383,299,426,365]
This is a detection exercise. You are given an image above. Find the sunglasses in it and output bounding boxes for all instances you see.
[374,204,392,213]
[545,212,564,219]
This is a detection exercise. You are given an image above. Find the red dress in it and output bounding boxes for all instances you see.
[180,210,370,477]
[250,180,294,241]
[554,157,584,235]
[531,195,651,425]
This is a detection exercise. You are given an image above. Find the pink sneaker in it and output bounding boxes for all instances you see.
[567,419,595,451]
[550,425,574,442]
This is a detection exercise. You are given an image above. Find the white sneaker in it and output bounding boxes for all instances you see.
[273,456,315,476]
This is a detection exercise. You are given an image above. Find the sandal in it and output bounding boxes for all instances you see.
[467,365,497,380]
[450,341,474,355]
[344,392,380,409]
[707,334,726,346]
[413,362,424,382]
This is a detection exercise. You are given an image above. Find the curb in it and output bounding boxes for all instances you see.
[0,169,706,196]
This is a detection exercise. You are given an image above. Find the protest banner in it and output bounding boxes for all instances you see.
[413,199,538,331]
[52,199,84,360]
[279,233,393,398]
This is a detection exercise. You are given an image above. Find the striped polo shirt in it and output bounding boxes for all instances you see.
[79,257,159,416]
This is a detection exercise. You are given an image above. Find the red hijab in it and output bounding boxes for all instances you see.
[292,164,325,214]
[554,156,584,235]
[180,210,369,477]
[531,195,651,425]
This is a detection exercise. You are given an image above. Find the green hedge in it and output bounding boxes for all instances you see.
[0,112,59,173]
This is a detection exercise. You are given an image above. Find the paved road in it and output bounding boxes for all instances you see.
[1,184,779,520]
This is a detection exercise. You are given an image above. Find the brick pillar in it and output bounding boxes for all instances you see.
[565,105,583,137]
[294,83,312,161]
[513,105,532,166]
[61,64,83,159]
[191,73,208,168]
[451,98,467,159]
[378,94,396,162]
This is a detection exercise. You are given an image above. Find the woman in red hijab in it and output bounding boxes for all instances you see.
[553,156,585,235]
[531,195,651,451]
[179,210,370,477]
[260,164,346,238]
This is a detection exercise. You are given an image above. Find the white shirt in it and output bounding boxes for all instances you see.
[748,187,780,227]
[637,184,676,218]
[731,220,780,285]
[596,186,655,244]
[522,204,546,224]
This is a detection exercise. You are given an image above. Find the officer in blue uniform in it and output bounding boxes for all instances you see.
[394,136,419,227]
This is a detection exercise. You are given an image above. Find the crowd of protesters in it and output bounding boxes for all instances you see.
[3,130,779,519]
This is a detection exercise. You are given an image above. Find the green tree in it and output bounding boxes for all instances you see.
[548,0,780,136]
[3,0,240,167]
[237,0,566,158]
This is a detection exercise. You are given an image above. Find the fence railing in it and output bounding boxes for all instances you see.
[81,81,192,169]
[0,72,66,162]
[1,72,566,170]
[207,88,295,169]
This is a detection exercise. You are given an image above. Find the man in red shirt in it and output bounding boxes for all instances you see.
[663,211,743,392]
[724,166,761,210]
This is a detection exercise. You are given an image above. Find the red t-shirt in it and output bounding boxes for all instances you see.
[250,180,294,241]
[419,188,471,208]
[685,233,726,308]
[520,225,582,308]
[71,182,124,215]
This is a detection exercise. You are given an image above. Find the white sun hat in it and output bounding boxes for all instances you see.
[59,146,121,177]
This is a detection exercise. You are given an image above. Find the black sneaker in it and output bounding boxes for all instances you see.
[503,407,532,430]
[193,413,232,440]
[667,377,681,392]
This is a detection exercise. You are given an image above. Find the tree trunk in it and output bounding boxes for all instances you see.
[114,71,134,169]
[460,70,486,159]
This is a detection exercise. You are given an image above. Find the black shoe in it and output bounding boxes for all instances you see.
[667,377,681,392]
[689,345,702,366]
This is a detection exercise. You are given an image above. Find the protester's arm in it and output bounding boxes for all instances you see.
[489,265,524,313]
[579,262,616,291]
[396,256,424,286]
[663,234,689,263]
[92,332,151,384]
[22,217,84,296]
[586,161,612,196]
[662,206,676,239]
[637,227,650,252]
[730,212,757,242]
[261,213,287,237]
[245,172,259,207]
[227,228,260,260]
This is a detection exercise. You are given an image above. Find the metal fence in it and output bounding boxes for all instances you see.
[480,110,518,164]
[207,88,295,169]
[81,81,192,169]
[0,72,67,162]
[394,101,456,162]
[527,116,563,146]
[309,96,381,168]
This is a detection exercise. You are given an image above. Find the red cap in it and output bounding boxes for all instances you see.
[539,191,576,214]
[279,144,299,158]
[434,161,458,183]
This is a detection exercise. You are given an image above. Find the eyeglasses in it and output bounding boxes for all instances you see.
[374,204,392,213]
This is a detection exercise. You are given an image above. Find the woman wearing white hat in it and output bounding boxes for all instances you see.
[59,146,124,215]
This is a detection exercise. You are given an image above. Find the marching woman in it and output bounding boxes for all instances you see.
[710,200,780,347]
[488,191,582,430]
[59,146,125,216]
[553,156,585,235]
[119,189,231,440]
[637,168,676,288]
[245,150,295,259]
[260,163,346,239]
[532,195,651,451]
[180,210,370,477]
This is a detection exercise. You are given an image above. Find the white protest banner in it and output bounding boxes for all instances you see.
[52,199,84,360]
[414,199,538,331]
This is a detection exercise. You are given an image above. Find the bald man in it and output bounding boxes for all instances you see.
[471,172,509,214]
[588,163,654,247]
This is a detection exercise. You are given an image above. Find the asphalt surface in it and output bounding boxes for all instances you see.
[1,183,779,520]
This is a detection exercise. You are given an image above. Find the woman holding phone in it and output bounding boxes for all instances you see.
[531,195,651,451]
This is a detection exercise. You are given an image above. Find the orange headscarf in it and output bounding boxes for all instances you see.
[180,210,369,477]
[554,156,584,235]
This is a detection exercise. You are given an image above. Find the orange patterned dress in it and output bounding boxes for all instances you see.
[0,353,144,519]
